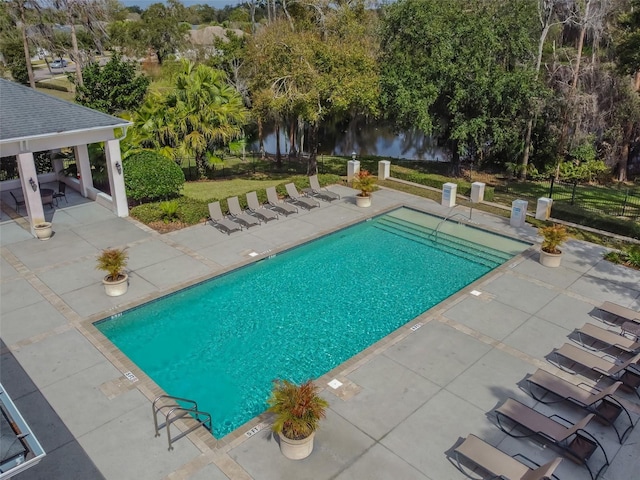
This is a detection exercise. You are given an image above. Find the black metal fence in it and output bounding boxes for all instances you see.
[499,178,640,219]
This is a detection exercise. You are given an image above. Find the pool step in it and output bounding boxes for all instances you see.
[378,216,512,263]
[377,216,511,265]
[374,217,510,268]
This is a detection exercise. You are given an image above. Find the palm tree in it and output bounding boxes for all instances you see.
[168,61,249,178]
[129,61,249,178]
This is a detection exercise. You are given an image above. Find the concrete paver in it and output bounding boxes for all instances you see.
[1,185,638,480]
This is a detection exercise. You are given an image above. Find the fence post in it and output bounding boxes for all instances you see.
[571,182,577,205]
[622,189,628,217]
[548,177,554,198]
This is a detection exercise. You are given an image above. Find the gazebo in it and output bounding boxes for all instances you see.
[0,79,132,236]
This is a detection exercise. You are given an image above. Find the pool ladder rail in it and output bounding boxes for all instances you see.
[152,394,212,451]
[432,206,474,243]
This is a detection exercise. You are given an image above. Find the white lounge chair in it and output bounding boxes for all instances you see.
[227,196,261,228]
[207,201,242,235]
[303,175,340,202]
[266,187,298,216]
[246,191,278,222]
[285,183,320,210]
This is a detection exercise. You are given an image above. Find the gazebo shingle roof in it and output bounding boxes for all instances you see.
[0,79,130,142]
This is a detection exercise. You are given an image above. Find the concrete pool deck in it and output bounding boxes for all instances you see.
[1,185,639,480]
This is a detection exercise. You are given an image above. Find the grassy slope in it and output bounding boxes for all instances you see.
[181,178,286,201]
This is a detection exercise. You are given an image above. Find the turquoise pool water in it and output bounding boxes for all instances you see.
[96,208,528,438]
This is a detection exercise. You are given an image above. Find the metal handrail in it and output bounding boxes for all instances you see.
[152,394,212,450]
[433,206,473,243]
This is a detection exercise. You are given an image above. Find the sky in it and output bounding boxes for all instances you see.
[120,0,244,7]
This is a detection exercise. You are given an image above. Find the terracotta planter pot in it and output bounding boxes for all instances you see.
[355,195,371,208]
[34,222,53,241]
[277,431,315,460]
[102,273,129,297]
[539,249,562,268]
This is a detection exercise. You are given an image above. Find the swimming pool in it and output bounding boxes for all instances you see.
[96,208,529,438]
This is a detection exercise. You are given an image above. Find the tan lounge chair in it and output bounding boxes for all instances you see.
[526,368,634,443]
[227,196,261,229]
[285,183,320,210]
[453,434,562,480]
[549,343,640,395]
[207,201,242,235]
[597,301,640,324]
[495,398,608,480]
[576,323,640,354]
[266,187,298,216]
[303,175,340,202]
[246,191,278,223]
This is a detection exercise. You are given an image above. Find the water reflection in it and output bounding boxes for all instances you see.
[248,123,451,161]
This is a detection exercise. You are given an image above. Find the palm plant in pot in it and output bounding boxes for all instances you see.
[96,247,129,296]
[539,224,569,267]
[267,379,329,460]
[352,169,377,207]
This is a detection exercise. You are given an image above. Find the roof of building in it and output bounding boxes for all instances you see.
[0,79,130,143]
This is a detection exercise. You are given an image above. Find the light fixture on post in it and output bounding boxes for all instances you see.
[29,177,37,192]
[352,151,357,161]
[115,162,122,175]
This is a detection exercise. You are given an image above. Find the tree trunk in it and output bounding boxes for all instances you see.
[70,22,83,87]
[618,121,633,182]
[449,140,461,177]
[195,153,207,179]
[306,123,319,176]
[19,5,35,88]
[275,123,282,166]
[258,118,264,159]
[635,71,640,92]
[520,20,551,179]
[288,119,297,159]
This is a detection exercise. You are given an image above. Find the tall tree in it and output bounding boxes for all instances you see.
[75,53,150,114]
[3,0,42,88]
[140,1,189,65]
[615,0,640,91]
[380,0,541,175]
[243,1,380,174]
[521,0,572,179]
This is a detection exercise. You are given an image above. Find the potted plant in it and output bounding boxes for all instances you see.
[33,221,53,241]
[539,224,569,267]
[267,379,329,460]
[96,247,129,296]
[352,169,377,207]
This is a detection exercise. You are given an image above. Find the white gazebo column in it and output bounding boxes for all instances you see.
[104,139,129,217]
[74,144,93,196]
[16,152,46,234]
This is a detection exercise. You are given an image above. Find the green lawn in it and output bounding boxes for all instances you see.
[181,178,289,201]
[35,86,75,102]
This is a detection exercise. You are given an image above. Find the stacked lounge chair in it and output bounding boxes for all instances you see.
[246,191,278,223]
[526,368,635,443]
[549,343,640,395]
[304,175,340,202]
[285,183,320,210]
[453,434,562,480]
[596,301,640,325]
[495,397,608,480]
[266,187,298,216]
[575,323,640,354]
[227,196,261,229]
[207,201,242,235]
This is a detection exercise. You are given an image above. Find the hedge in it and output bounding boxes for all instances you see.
[390,165,495,201]
[123,151,185,201]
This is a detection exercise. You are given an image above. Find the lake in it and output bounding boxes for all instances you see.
[248,123,451,162]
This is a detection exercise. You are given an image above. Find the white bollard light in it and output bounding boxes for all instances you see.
[441,182,457,207]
